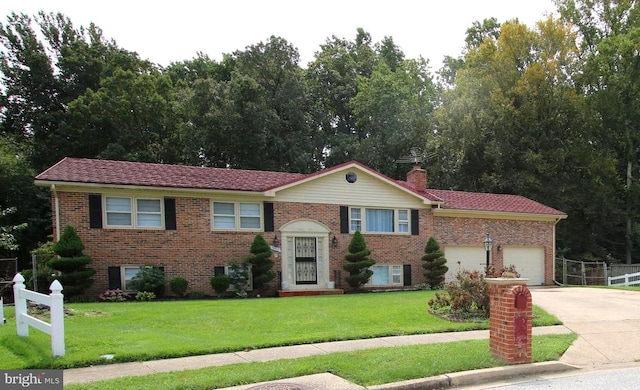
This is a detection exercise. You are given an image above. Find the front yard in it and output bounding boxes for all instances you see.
[0,290,563,370]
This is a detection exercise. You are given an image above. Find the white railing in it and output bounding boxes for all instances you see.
[12,273,65,356]
[608,271,640,287]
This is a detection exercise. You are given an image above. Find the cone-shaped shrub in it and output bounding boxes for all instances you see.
[422,236,448,288]
[49,225,95,298]
[343,231,375,290]
[244,234,275,293]
[53,225,84,257]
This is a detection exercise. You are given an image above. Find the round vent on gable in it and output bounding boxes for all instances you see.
[345,171,357,183]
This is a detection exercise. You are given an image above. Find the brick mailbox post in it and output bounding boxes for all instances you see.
[486,278,532,364]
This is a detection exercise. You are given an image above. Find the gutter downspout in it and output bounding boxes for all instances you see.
[51,185,60,241]
[552,216,562,286]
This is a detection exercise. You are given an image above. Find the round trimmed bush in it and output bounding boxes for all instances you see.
[169,277,189,297]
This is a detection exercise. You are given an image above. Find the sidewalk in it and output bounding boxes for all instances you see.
[64,325,573,388]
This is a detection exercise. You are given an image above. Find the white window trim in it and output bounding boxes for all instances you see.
[121,265,142,291]
[104,196,164,229]
[211,201,263,231]
[367,264,404,287]
[349,207,411,234]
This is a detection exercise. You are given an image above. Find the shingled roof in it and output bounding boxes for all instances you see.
[35,157,566,217]
[36,157,304,192]
[426,189,566,216]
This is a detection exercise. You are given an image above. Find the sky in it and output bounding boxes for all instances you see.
[1,0,558,69]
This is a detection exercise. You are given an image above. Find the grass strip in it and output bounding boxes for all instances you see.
[66,334,576,390]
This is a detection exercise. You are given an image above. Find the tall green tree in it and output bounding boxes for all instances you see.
[225,36,322,172]
[173,37,322,172]
[556,0,640,263]
[306,29,377,168]
[0,137,49,265]
[57,68,181,163]
[0,11,154,171]
[350,58,436,177]
[433,17,618,259]
[307,29,436,176]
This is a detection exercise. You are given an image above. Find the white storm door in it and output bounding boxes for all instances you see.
[295,237,317,285]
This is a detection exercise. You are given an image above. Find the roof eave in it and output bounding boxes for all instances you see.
[34,180,266,197]
[433,208,567,221]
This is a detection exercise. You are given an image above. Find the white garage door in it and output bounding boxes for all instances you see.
[444,246,486,282]
[503,247,545,285]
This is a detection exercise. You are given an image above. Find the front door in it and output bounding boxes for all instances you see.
[295,237,317,285]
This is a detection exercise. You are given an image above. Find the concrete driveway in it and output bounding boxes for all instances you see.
[531,287,640,367]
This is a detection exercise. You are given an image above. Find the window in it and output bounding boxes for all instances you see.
[366,209,393,232]
[397,210,409,233]
[213,202,236,229]
[105,197,162,228]
[212,201,262,231]
[122,266,141,291]
[369,265,403,286]
[137,199,162,227]
[349,207,410,234]
[239,203,261,229]
[350,208,362,232]
[224,265,253,291]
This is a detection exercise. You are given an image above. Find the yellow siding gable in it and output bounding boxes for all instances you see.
[273,167,425,208]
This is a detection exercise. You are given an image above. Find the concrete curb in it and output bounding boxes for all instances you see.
[367,361,579,390]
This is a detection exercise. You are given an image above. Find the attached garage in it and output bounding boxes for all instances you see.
[444,246,486,282]
[502,247,545,285]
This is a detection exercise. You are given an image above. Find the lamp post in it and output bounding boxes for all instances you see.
[484,233,493,272]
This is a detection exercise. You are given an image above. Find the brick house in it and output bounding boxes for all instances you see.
[34,158,566,296]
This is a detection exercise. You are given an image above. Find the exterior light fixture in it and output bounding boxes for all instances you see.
[273,236,279,247]
[484,233,493,270]
[332,235,338,248]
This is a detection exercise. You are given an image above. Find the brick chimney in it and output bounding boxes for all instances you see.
[406,163,427,190]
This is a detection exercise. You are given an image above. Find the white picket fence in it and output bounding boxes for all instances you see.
[12,273,65,356]
[607,271,640,287]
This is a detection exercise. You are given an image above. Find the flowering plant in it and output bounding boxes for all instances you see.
[135,291,156,301]
[500,270,521,278]
[99,289,130,302]
[500,265,521,278]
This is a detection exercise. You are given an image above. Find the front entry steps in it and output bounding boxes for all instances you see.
[278,289,344,297]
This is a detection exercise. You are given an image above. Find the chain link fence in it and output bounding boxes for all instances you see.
[555,257,608,286]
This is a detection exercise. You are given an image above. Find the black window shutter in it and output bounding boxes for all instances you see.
[411,209,419,236]
[214,266,225,276]
[264,202,274,232]
[340,206,349,233]
[164,198,177,230]
[403,264,412,286]
[89,194,103,228]
[108,266,121,289]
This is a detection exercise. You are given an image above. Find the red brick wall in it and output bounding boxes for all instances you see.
[52,192,555,296]
[434,215,556,284]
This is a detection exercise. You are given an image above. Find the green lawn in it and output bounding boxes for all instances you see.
[0,290,563,371]
[66,333,576,390]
